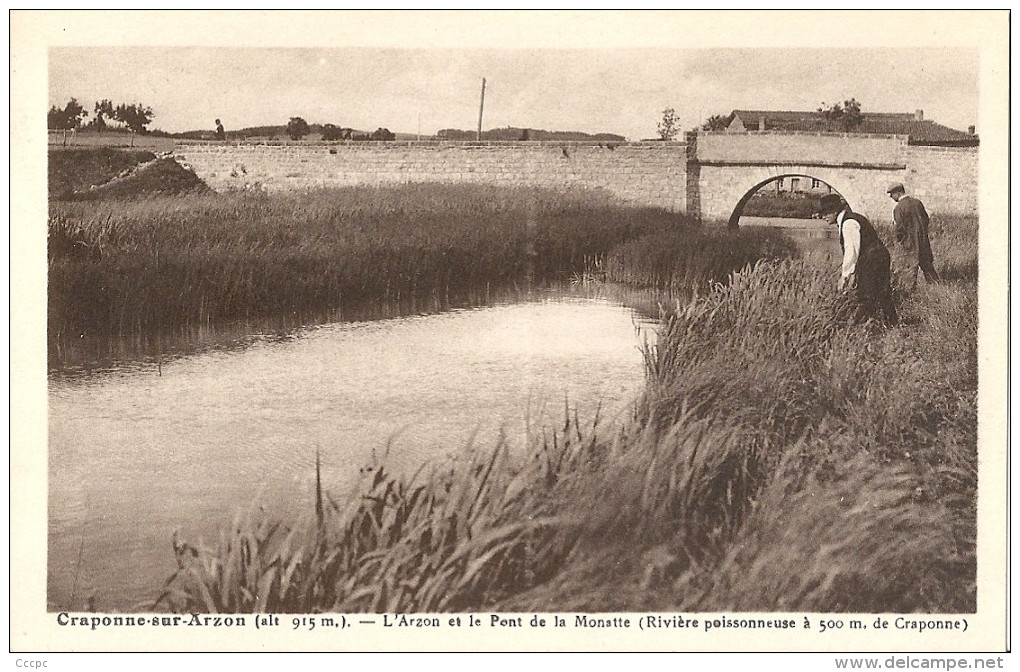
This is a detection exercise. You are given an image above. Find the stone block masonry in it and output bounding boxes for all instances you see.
[173,136,977,226]
[173,141,690,212]
[698,131,905,167]
[692,131,977,224]
[905,145,978,220]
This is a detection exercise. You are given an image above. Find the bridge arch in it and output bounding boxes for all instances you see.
[725,172,845,228]
[687,131,934,225]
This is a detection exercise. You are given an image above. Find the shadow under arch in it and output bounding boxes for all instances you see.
[726,174,846,229]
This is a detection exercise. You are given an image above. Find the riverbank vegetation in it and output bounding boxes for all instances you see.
[741,189,819,219]
[157,213,977,613]
[48,183,789,340]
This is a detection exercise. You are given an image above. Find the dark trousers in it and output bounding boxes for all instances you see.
[856,246,898,326]
[892,250,940,292]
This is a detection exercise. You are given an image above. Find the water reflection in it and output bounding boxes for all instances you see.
[49,283,670,377]
[48,289,658,611]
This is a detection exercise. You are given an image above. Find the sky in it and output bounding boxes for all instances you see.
[39,12,985,141]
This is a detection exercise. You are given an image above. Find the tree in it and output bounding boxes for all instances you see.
[111,103,154,146]
[91,99,115,131]
[817,98,864,132]
[47,106,66,131]
[657,107,680,141]
[701,113,731,131]
[321,123,343,141]
[286,117,310,140]
[370,127,395,141]
[114,103,154,134]
[842,98,864,131]
[47,98,88,131]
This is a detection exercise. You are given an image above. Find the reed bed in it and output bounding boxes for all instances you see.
[160,215,977,613]
[158,412,603,613]
[602,226,799,293]
[49,184,694,338]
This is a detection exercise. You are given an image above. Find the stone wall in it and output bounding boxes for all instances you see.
[173,141,690,212]
[691,131,977,224]
[173,136,977,226]
[904,145,979,220]
[695,163,909,225]
[697,131,906,167]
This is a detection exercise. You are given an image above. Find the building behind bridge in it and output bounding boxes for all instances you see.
[724,109,979,147]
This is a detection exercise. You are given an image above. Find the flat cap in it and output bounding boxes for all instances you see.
[886,182,905,194]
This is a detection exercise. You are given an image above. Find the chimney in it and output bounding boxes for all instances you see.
[914,109,924,121]
[968,125,976,135]
[758,115,765,131]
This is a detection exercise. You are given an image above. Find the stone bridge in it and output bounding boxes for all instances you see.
[174,131,977,226]
[686,131,977,226]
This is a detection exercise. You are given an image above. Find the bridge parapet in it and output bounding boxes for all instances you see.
[696,131,907,168]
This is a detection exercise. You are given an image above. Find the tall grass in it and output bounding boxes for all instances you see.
[49,184,694,338]
[159,215,977,613]
[602,226,799,294]
[158,414,601,613]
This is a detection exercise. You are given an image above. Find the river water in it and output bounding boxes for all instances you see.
[47,287,658,612]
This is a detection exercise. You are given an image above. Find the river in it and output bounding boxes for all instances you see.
[47,287,658,612]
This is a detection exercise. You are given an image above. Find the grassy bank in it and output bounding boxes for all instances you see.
[48,148,158,200]
[158,216,977,614]
[49,184,789,339]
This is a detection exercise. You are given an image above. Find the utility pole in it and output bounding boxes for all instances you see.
[477,77,486,141]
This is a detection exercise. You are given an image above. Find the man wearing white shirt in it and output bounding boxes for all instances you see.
[816,194,898,325]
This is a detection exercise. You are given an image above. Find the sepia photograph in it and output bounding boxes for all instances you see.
[10,9,1010,658]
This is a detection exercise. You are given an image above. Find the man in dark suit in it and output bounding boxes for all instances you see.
[887,182,940,292]
[817,194,898,325]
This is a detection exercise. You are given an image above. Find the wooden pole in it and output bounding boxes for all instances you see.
[477,77,486,141]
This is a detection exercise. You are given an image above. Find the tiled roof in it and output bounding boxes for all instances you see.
[730,110,978,146]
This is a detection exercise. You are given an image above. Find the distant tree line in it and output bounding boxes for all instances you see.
[286,117,395,141]
[437,127,625,142]
[319,123,395,142]
[48,97,154,135]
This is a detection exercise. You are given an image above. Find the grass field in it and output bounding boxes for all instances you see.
[48,130,176,152]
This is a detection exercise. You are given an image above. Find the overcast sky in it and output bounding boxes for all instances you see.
[39,12,984,141]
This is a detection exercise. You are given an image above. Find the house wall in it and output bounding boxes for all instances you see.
[172,141,690,212]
